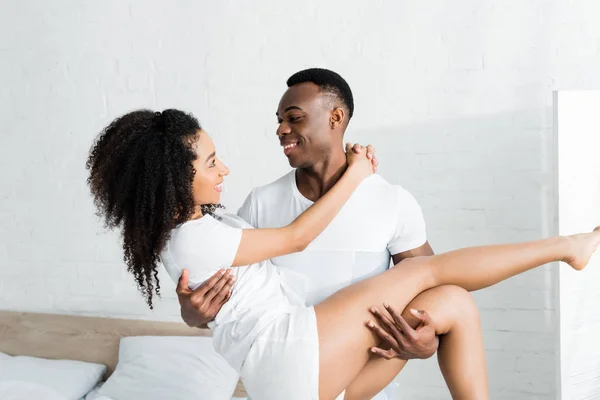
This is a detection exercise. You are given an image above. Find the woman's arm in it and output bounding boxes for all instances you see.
[231,143,373,267]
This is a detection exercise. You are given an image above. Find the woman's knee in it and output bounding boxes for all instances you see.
[437,285,480,327]
[406,285,480,334]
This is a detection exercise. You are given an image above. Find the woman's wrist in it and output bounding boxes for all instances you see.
[345,163,370,183]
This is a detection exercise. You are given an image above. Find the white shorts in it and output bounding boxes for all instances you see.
[240,306,346,400]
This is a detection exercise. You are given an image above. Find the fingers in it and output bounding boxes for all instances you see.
[204,270,235,302]
[370,306,404,339]
[366,144,375,160]
[176,269,191,296]
[178,268,233,302]
[195,269,229,296]
[351,143,365,157]
[371,155,379,171]
[384,303,417,339]
[347,143,378,170]
[365,144,378,172]
[410,308,433,326]
[367,319,400,349]
[370,346,397,360]
[352,143,375,159]
[224,285,233,302]
[351,143,362,154]
[209,274,236,305]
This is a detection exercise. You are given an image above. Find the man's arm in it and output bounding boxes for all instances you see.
[176,190,258,329]
[380,187,438,359]
[391,241,434,264]
[372,242,438,360]
[176,268,235,329]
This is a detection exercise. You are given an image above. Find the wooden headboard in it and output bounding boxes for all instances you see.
[0,310,247,397]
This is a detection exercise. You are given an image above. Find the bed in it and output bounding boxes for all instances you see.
[0,310,248,399]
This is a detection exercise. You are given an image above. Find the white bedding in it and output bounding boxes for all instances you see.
[0,381,68,400]
[88,396,247,400]
[86,393,247,400]
[0,352,105,400]
[81,382,103,400]
[95,336,238,400]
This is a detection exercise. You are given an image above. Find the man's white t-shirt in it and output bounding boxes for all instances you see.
[238,171,427,305]
[237,170,427,399]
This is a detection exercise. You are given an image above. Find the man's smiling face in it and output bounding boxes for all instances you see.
[276,82,335,169]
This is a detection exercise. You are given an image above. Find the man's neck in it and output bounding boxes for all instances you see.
[295,150,347,202]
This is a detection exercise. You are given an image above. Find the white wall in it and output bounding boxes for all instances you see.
[1,1,600,399]
[555,91,600,400]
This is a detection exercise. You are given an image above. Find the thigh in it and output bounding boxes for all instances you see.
[314,258,436,400]
[343,285,474,400]
[343,355,406,400]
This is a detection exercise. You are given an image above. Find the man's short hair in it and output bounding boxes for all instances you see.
[286,68,354,120]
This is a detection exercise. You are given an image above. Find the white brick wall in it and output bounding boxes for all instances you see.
[1,1,599,399]
[555,91,600,400]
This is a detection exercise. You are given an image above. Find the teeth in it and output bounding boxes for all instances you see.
[215,183,222,189]
[283,143,297,150]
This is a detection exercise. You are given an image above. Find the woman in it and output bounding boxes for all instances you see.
[87,109,599,400]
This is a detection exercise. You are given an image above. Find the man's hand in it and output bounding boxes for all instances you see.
[367,303,438,360]
[176,268,235,328]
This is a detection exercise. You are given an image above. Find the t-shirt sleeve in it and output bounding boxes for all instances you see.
[202,218,243,268]
[171,217,243,289]
[387,187,428,255]
[237,189,258,228]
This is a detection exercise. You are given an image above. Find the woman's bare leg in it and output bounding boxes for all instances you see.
[343,286,487,400]
[315,228,600,399]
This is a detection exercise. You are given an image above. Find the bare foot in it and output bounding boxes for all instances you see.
[564,226,600,271]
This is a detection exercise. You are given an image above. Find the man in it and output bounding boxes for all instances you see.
[177,69,488,399]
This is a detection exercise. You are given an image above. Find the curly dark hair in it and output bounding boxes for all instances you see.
[286,68,354,120]
[86,108,216,309]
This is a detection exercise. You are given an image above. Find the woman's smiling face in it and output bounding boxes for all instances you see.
[191,130,229,208]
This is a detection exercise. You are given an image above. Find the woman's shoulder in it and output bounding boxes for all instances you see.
[219,212,254,229]
[168,213,248,253]
[169,215,227,251]
[173,214,219,236]
[167,214,241,264]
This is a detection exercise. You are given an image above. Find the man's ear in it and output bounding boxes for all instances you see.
[330,107,346,129]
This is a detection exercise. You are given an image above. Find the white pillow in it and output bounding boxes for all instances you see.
[83,382,103,399]
[0,381,68,400]
[97,336,238,400]
[0,354,105,400]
